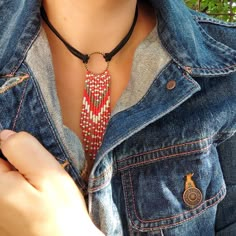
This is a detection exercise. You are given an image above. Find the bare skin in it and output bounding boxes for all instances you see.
[42,0,156,142]
[0,130,104,236]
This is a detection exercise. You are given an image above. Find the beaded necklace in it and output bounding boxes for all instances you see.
[41,7,138,160]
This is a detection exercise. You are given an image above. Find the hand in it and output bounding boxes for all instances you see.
[0,130,103,236]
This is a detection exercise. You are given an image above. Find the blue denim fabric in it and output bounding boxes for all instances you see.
[0,0,236,235]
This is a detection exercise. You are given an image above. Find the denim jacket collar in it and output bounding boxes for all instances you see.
[90,62,201,185]
[0,0,41,76]
[150,0,236,76]
[1,0,236,76]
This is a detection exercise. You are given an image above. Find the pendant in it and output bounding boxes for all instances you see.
[80,68,111,160]
[183,173,203,208]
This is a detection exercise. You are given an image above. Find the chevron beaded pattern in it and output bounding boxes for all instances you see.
[80,70,111,160]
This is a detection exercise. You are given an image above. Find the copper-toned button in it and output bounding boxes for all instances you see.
[166,80,176,90]
[183,187,203,208]
[183,173,203,208]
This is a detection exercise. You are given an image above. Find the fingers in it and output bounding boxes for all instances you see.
[0,158,15,173]
[0,133,16,173]
[0,130,65,190]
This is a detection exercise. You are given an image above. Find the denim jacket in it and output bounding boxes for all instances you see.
[0,0,236,235]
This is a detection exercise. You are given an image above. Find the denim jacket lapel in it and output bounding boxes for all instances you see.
[150,0,236,76]
[92,62,201,175]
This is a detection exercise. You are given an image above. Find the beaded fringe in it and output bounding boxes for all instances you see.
[80,70,111,160]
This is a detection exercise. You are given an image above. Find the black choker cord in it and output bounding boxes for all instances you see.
[40,6,138,64]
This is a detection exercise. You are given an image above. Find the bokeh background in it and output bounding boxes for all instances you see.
[185,0,236,22]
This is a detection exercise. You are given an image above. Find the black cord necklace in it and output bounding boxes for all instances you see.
[41,6,138,161]
[40,6,138,64]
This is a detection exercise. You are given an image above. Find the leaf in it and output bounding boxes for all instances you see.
[185,0,236,22]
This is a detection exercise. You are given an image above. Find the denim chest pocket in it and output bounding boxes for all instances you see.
[118,136,226,232]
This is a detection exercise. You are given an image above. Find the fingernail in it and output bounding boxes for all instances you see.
[0,130,16,141]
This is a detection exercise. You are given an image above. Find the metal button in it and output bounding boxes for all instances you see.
[166,80,176,90]
[183,173,203,208]
[183,187,203,208]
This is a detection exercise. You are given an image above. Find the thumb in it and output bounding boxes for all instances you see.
[0,130,66,190]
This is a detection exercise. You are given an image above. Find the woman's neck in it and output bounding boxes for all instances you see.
[42,0,138,54]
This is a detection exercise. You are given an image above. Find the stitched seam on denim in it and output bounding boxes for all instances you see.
[101,82,199,162]
[102,61,174,140]
[187,64,236,71]
[0,74,30,94]
[197,20,236,27]
[128,170,225,224]
[10,25,41,75]
[24,64,86,192]
[12,79,30,130]
[195,20,236,55]
[89,164,113,181]
[193,22,236,66]
[129,189,225,231]
[33,78,86,190]
[0,74,15,78]
[88,179,111,192]
[9,68,86,189]
[94,82,199,179]
[143,193,225,230]
[182,72,199,88]
[159,21,236,75]
[158,192,225,230]
[118,145,211,172]
[193,15,236,27]
[117,135,213,163]
[34,78,86,190]
[158,30,194,75]
[22,64,63,162]
[92,67,199,177]
[122,172,134,233]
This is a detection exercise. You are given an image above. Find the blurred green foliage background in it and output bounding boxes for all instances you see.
[185,0,236,22]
